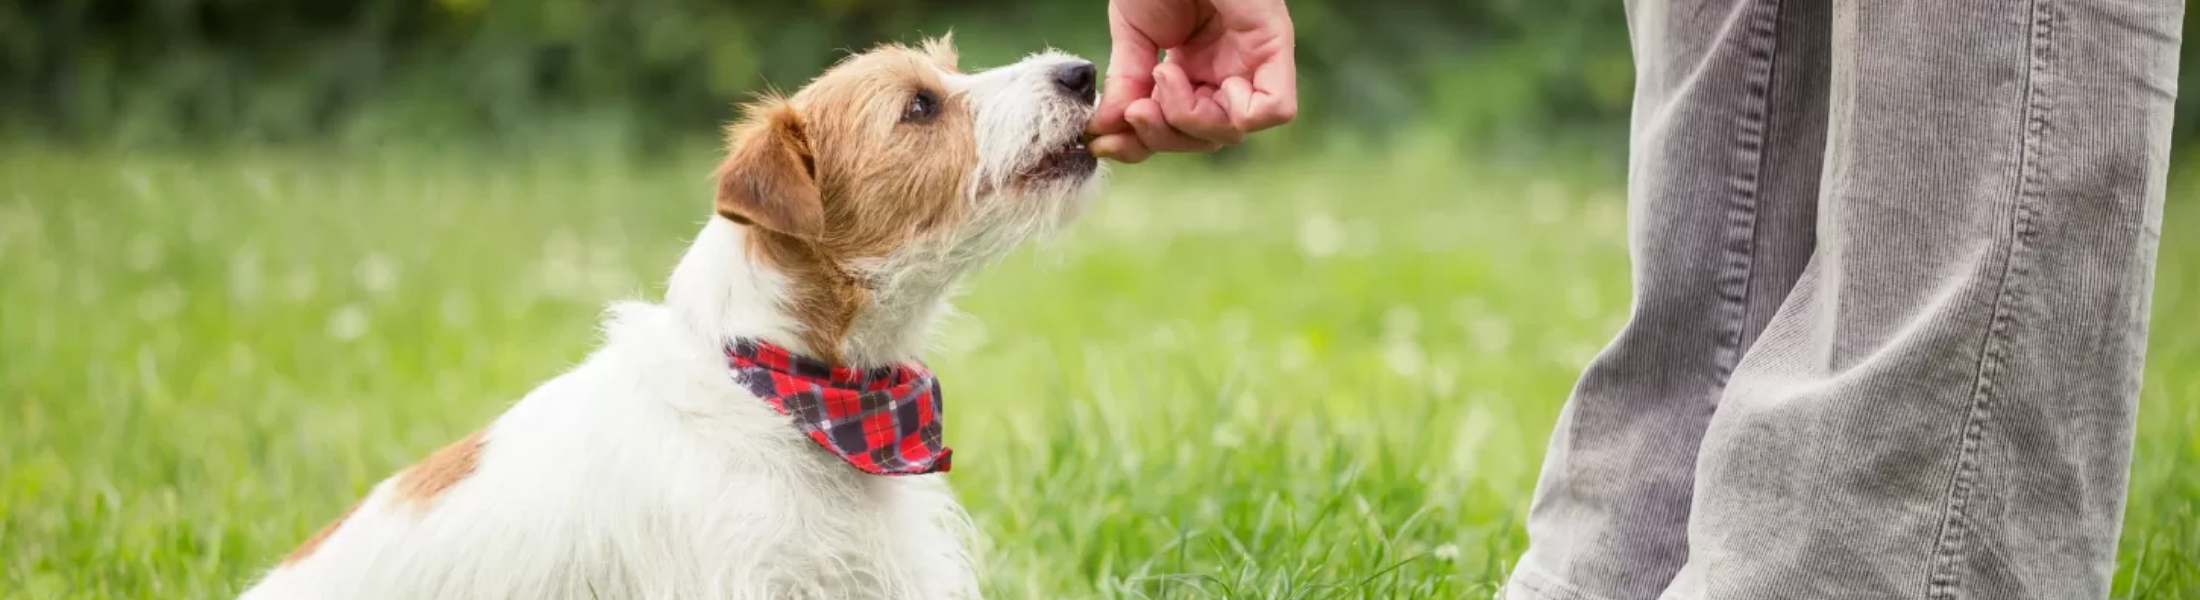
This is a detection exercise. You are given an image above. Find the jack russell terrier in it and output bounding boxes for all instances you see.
[239,37,1103,600]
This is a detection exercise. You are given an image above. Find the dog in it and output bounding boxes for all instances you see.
[238,37,1103,600]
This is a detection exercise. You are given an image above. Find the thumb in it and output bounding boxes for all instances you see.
[1094,4,1159,136]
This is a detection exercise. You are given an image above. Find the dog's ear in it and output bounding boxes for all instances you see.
[920,33,959,72]
[714,100,824,240]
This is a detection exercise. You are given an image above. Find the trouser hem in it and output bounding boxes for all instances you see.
[1503,563,1632,600]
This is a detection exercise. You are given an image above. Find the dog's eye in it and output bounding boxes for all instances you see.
[902,90,939,123]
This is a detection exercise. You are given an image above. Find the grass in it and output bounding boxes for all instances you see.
[1,134,2195,599]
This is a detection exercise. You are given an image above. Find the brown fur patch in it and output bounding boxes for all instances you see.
[393,429,487,510]
[715,100,825,240]
[712,38,980,363]
[282,497,363,566]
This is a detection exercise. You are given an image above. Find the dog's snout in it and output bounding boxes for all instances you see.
[1053,62,1096,105]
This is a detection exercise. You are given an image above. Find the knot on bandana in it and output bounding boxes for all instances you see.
[724,339,950,475]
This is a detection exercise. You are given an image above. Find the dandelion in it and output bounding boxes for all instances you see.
[356,253,400,295]
[440,292,474,328]
[1433,543,1462,562]
[328,304,370,341]
[136,284,184,321]
[284,268,319,303]
[126,233,162,272]
[1382,338,1425,378]
[1297,212,1345,259]
[229,247,264,303]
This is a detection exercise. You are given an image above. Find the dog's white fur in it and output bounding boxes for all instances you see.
[239,44,1101,600]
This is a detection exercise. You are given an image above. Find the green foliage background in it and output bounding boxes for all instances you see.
[8,0,2194,152]
[4,0,1641,151]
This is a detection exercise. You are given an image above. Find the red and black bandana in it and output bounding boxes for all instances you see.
[724,339,951,476]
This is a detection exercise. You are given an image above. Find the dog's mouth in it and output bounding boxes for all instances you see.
[1026,135,1098,181]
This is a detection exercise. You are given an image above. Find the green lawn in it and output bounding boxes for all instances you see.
[3,137,2196,599]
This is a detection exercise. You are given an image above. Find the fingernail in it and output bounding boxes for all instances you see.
[1091,139,1126,161]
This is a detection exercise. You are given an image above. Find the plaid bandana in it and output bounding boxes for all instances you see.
[724,338,951,476]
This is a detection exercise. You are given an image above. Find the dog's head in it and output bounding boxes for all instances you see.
[708,37,1103,361]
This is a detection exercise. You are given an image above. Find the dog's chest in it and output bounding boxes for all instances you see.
[562,404,974,600]
[638,469,969,599]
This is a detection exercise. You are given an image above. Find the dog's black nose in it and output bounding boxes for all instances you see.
[1054,61,1096,105]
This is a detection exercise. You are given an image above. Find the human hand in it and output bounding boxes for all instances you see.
[1088,0,1298,163]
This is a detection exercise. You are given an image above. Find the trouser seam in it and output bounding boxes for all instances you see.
[1712,0,1788,386]
[1922,1,2054,598]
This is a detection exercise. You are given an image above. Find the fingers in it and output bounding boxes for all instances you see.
[1090,98,1224,164]
[1127,98,1223,154]
[1089,132,1152,163]
[1225,46,1297,132]
[1091,74,1228,163]
[1094,0,1161,137]
[1094,0,1297,164]
[1219,74,1295,134]
[1153,63,1244,146]
[1207,0,1297,133]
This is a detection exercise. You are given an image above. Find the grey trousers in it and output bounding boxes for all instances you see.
[1504,0,2186,599]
